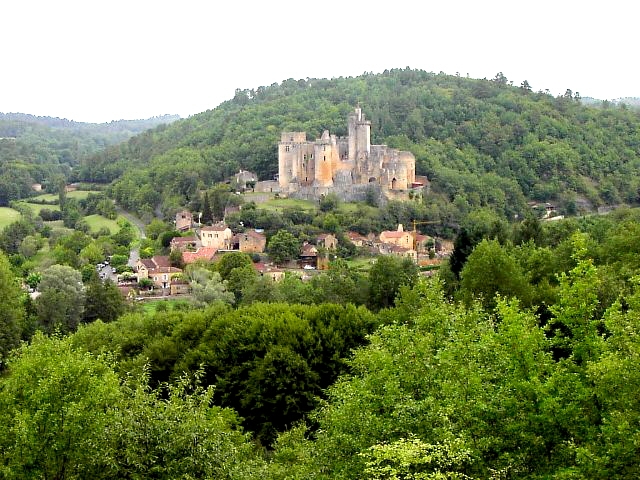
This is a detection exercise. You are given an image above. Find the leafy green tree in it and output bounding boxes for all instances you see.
[0,333,121,479]
[459,239,530,310]
[186,266,235,307]
[35,264,85,334]
[201,191,213,224]
[215,251,253,280]
[319,192,340,212]
[0,252,23,367]
[83,278,126,324]
[145,218,170,240]
[267,230,300,266]
[368,255,418,310]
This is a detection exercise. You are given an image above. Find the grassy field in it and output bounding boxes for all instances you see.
[83,214,121,234]
[29,190,102,203]
[15,201,61,216]
[0,207,21,230]
[345,256,377,273]
[242,192,367,214]
[140,298,192,314]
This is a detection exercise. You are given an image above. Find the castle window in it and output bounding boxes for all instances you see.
[310,154,313,159]
[303,155,306,160]
[323,156,326,161]
[285,146,290,152]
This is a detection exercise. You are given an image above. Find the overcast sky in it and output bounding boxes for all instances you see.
[1,0,637,123]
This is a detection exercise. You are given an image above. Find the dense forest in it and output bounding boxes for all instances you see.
[0,113,179,205]
[3,209,640,477]
[76,69,640,221]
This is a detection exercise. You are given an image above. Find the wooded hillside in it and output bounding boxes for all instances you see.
[0,113,179,205]
[77,69,640,220]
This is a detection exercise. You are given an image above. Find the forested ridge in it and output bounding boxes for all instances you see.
[76,68,640,220]
[0,113,179,205]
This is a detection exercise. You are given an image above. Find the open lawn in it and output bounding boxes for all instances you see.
[29,190,102,203]
[16,201,61,216]
[345,256,377,273]
[0,207,21,230]
[242,192,367,215]
[140,298,192,314]
[83,215,121,235]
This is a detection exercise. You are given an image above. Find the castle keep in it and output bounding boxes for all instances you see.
[278,108,416,200]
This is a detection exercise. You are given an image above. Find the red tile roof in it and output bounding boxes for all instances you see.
[182,247,217,264]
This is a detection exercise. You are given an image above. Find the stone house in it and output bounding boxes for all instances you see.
[414,234,433,254]
[170,278,190,295]
[235,230,266,254]
[379,224,414,250]
[136,256,182,289]
[175,210,193,232]
[254,262,285,282]
[383,244,418,263]
[170,236,199,252]
[200,223,233,250]
[299,242,318,269]
[316,233,338,250]
[346,231,368,247]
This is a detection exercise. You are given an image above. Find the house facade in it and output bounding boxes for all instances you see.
[379,224,414,249]
[175,210,193,232]
[237,230,266,253]
[200,224,233,250]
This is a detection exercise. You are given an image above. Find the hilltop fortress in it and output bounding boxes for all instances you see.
[278,107,416,201]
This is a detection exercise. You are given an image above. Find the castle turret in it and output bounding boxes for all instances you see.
[314,131,334,187]
[279,132,307,190]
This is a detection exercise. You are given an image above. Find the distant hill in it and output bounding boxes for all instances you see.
[581,97,640,109]
[0,113,180,205]
[77,69,640,221]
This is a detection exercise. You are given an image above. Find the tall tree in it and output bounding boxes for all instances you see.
[35,264,85,334]
[0,252,23,367]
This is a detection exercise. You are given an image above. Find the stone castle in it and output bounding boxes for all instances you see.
[278,107,416,201]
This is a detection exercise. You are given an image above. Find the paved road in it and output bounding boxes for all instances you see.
[116,207,146,268]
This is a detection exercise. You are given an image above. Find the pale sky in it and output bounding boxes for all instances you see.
[1,0,638,123]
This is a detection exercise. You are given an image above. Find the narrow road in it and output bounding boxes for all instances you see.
[116,207,146,268]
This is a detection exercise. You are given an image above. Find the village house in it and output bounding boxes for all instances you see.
[254,262,285,282]
[382,243,418,263]
[316,233,338,250]
[414,233,433,254]
[379,224,414,249]
[200,223,233,250]
[182,246,217,265]
[136,256,182,289]
[235,230,266,253]
[175,210,193,232]
[299,242,318,269]
[170,235,199,252]
[170,277,190,295]
[346,231,368,247]
[232,169,258,191]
